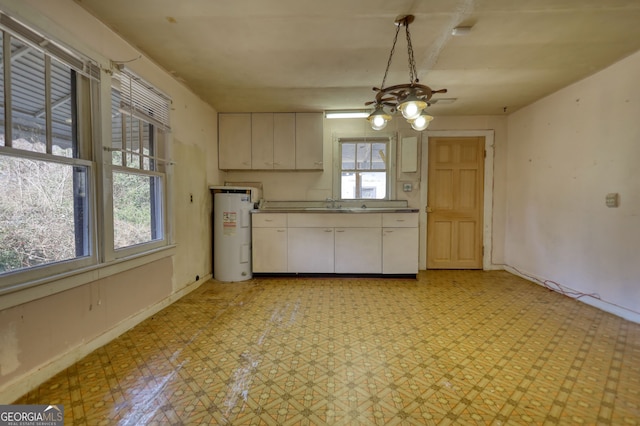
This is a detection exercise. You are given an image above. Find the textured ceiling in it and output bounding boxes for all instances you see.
[74,0,640,116]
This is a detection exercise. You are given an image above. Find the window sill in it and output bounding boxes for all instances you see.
[0,245,177,311]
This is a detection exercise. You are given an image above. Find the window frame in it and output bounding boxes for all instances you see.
[103,68,173,262]
[333,135,396,201]
[0,11,174,299]
[0,18,100,290]
[0,148,97,289]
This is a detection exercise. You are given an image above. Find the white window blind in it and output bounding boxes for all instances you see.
[0,11,100,80]
[113,68,171,131]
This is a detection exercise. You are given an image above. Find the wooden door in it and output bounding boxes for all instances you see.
[427,137,484,269]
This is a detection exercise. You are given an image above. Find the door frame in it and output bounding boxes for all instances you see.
[419,130,496,270]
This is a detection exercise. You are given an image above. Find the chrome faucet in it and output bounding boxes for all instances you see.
[326,197,339,209]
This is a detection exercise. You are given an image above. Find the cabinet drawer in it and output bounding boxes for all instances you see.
[382,213,418,227]
[332,213,381,228]
[287,213,335,227]
[287,213,381,227]
[252,213,287,227]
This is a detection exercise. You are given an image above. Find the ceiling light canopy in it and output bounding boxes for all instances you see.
[366,15,447,131]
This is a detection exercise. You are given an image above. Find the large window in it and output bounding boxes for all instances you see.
[0,12,172,294]
[339,137,390,199]
[109,69,170,255]
[0,16,96,281]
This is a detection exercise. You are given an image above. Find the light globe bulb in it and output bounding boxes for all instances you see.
[410,113,433,131]
[397,89,427,121]
[367,105,391,131]
[371,115,388,130]
[400,101,422,120]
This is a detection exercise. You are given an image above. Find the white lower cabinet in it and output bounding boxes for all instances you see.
[252,211,418,275]
[334,228,381,273]
[252,227,288,272]
[288,227,334,273]
[382,213,419,274]
[252,213,288,273]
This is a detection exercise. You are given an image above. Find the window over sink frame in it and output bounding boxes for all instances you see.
[333,135,395,201]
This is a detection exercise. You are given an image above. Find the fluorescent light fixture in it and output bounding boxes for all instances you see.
[325,110,371,119]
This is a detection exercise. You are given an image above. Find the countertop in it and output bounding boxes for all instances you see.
[251,208,419,214]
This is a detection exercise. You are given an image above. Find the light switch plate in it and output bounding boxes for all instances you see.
[403,183,412,192]
[605,193,619,208]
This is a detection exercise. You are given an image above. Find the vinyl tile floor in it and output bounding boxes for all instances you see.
[15,270,640,425]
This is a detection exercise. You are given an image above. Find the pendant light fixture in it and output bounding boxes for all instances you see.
[366,15,447,131]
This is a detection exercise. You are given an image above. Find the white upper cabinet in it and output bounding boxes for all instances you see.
[273,113,296,169]
[295,112,323,170]
[218,113,251,170]
[251,113,274,169]
[219,112,321,171]
[251,113,296,170]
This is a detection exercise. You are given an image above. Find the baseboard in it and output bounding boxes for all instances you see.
[503,265,640,324]
[0,275,209,404]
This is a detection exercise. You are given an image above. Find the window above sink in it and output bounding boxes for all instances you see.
[337,136,392,200]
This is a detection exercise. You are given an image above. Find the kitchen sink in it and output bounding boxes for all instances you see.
[303,207,349,211]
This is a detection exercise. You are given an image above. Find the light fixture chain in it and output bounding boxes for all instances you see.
[405,21,418,85]
[380,23,402,91]
[367,14,447,131]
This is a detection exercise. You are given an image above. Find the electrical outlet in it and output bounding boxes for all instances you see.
[605,193,619,208]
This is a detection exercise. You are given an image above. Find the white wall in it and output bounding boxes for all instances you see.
[505,50,640,321]
[0,0,222,401]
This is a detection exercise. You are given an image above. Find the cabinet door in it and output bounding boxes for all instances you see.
[273,113,295,169]
[219,113,251,169]
[251,113,274,169]
[253,213,287,228]
[382,228,419,274]
[295,112,323,170]
[288,227,334,273]
[252,227,287,272]
[382,213,419,228]
[335,228,381,273]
